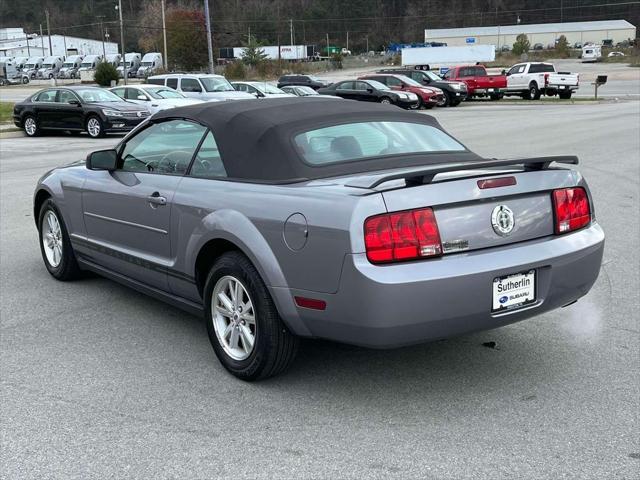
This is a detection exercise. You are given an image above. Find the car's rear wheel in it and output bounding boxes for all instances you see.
[204,251,299,381]
[527,83,541,100]
[86,115,105,138]
[23,115,40,137]
[38,199,82,281]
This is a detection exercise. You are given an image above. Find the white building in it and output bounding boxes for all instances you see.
[0,27,118,57]
[425,20,636,48]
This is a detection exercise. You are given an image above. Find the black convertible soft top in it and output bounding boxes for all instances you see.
[152,97,482,183]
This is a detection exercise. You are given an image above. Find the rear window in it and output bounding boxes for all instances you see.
[294,121,465,165]
[147,77,165,86]
[529,63,555,73]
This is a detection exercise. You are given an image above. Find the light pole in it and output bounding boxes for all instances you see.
[116,0,126,84]
[161,0,168,69]
[204,0,214,73]
[97,16,106,58]
[45,10,53,55]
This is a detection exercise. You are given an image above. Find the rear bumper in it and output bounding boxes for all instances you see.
[279,223,604,348]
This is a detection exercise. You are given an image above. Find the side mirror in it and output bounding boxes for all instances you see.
[501,69,507,75]
[86,149,117,171]
[68,99,81,106]
[367,87,374,93]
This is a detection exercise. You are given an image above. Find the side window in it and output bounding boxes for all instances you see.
[189,131,226,179]
[35,90,57,102]
[475,67,487,76]
[337,81,353,90]
[354,81,369,91]
[126,88,145,100]
[111,87,126,99]
[234,83,246,92]
[166,78,178,89]
[181,78,202,92]
[508,64,523,75]
[147,78,164,86]
[529,64,540,74]
[119,120,207,175]
[386,77,402,87]
[57,90,78,103]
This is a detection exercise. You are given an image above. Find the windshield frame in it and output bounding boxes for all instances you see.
[75,88,125,103]
[201,76,235,92]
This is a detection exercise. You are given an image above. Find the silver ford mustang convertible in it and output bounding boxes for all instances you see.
[34,98,605,380]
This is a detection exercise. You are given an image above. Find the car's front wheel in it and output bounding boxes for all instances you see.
[86,115,105,138]
[437,92,451,107]
[23,115,40,137]
[379,96,392,105]
[204,251,299,381]
[38,199,82,281]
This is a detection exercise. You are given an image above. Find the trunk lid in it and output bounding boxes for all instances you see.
[379,168,579,253]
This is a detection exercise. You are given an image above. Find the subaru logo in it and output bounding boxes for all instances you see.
[499,296,509,304]
[491,205,515,236]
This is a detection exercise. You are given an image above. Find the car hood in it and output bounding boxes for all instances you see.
[89,101,148,112]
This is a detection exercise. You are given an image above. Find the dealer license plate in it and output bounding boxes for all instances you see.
[488,88,495,92]
[492,270,536,312]
[559,85,566,89]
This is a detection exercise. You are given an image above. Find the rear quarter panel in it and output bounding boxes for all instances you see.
[169,178,387,302]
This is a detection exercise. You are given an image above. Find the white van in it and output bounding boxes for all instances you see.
[147,73,255,101]
[582,45,602,63]
[118,52,141,78]
[37,56,64,79]
[136,53,163,78]
[78,55,102,72]
[58,55,84,79]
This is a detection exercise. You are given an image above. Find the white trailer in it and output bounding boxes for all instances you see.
[402,45,496,68]
[581,45,602,62]
[233,45,310,61]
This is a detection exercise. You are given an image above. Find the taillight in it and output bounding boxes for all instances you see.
[364,207,442,264]
[552,187,591,234]
[544,73,549,86]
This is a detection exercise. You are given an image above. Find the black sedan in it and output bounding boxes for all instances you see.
[317,79,419,109]
[276,74,330,90]
[13,86,151,138]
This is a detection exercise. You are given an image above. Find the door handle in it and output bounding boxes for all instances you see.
[147,192,167,206]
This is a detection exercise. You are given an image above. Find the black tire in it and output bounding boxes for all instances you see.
[559,91,572,100]
[23,114,40,137]
[22,76,29,84]
[490,93,504,101]
[204,251,299,381]
[86,115,105,138]
[527,83,541,100]
[410,98,422,110]
[379,96,392,105]
[437,91,451,107]
[38,199,82,281]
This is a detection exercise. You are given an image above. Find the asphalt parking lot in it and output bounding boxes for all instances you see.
[1,100,639,479]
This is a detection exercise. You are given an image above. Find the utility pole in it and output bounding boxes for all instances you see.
[560,0,564,22]
[40,24,45,55]
[97,16,106,58]
[161,0,168,69]
[45,10,52,55]
[117,0,127,84]
[289,19,293,46]
[366,35,369,53]
[346,31,349,52]
[326,33,329,57]
[203,0,214,73]
[26,34,31,56]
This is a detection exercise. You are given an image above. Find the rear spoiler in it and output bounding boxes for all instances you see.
[345,156,579,189]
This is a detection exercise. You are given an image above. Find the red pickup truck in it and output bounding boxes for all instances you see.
[443,65,507,100]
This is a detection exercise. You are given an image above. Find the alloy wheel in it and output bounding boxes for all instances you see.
[24,117,37,136]
[87,118,101,137]
[211,275,256,361]
[42,210,63,267]
[380,98,391,104]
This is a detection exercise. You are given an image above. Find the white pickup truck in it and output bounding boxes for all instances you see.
[503,62,579,100]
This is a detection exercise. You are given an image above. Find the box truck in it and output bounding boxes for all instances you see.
[401,45,495,69]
